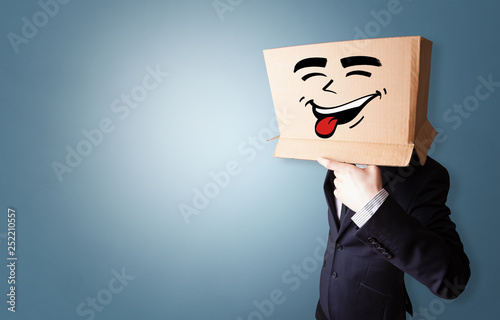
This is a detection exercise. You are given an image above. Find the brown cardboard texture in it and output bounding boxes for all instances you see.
[263,36,436,166]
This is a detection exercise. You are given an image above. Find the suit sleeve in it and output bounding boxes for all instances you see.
[354,165,470,299]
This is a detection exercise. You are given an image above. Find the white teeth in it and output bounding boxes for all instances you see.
[315,94,374,115]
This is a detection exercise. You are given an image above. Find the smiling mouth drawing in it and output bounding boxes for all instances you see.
[306,90,382,138]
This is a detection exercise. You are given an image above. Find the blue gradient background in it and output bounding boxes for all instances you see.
[1,0,499,319]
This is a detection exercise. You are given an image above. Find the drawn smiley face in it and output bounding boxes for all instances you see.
[294,56,387,138]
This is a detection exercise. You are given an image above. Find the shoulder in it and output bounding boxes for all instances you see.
[381,155,450,203]
[417,156,450,184]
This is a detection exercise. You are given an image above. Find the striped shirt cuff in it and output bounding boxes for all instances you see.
[351,188,389,228]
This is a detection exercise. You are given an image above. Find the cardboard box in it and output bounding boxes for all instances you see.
[263,36,436,166]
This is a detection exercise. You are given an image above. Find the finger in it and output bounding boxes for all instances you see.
[365,165,381,175]
[333,188,341,200]
[316,157,334,169]
[365,165,382,189]
[317,157,350,172]
[333,177,341,188]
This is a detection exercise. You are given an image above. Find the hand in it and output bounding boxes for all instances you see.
[317,157,382,212]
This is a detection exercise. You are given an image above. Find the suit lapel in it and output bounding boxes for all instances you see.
[338,205,355,236]
[324,170,340,232]
[324,170,355,236]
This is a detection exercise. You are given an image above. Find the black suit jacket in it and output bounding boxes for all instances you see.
[317,156,470,320]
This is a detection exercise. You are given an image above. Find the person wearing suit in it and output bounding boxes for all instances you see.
[315,153,470,320]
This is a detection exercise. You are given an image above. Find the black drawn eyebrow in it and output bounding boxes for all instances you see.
[302,72,327,81]
[294,57,327,73]
[340,56,381,68]
[346,70,372,77]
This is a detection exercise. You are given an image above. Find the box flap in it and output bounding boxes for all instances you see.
[275,137,414,167]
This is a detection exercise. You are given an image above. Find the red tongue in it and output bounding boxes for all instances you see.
[316,117,338,137]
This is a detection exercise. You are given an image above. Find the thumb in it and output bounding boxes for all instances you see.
[365,165,382,189]
[365,165,381,175]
